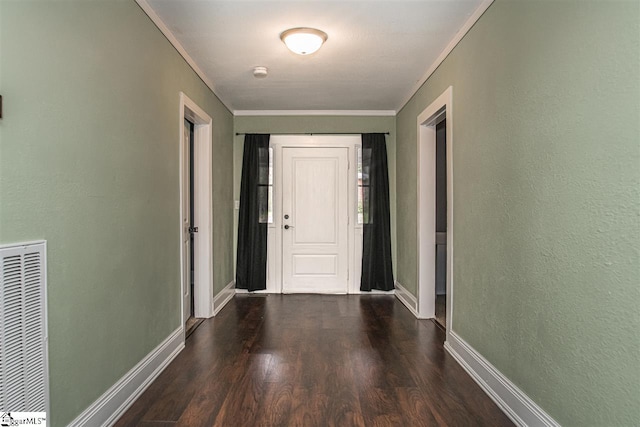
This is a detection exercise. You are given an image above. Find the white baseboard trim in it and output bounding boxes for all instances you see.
[445,332,560,427]
[68,327,184,427]
[213,280,235,316]
[394,280,419,317]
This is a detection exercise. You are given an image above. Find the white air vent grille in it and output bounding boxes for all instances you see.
[0,242,48,412]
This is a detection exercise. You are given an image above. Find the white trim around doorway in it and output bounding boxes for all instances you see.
[416,86,454,341]
[179,92,214,333]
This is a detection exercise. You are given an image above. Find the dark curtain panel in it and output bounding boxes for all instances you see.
[236,134,270,291]
[360,133,394,291]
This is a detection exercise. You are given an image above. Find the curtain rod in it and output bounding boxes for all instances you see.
[235,132,390,136]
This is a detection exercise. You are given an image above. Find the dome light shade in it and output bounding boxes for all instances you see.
[280,28,328,55]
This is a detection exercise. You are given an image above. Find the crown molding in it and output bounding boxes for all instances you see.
[135,0,234,113]
[233,110,396,117]
[396,0,494,112]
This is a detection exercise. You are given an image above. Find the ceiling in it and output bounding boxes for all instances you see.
[140,0,486,113]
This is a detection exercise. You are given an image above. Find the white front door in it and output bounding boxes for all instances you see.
[282,147,349,293]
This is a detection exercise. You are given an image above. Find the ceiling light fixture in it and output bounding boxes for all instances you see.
[280,27,328,55]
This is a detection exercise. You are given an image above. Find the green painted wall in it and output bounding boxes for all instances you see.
[396,1,639,425]
[0,1,233,425]
[233,115,397,277]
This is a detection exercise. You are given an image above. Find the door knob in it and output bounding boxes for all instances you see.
[284,225,292,230]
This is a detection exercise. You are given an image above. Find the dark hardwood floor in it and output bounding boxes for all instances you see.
[115,295,513,427]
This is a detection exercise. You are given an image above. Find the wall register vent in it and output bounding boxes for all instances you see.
[0,241,49,412]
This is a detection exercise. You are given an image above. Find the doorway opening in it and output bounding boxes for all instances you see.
[184,119,202,337]
[180,92,213,340]
[417,86,453,341]
[434,118,447,328]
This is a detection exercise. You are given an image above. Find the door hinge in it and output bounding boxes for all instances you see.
[189,226,199,233]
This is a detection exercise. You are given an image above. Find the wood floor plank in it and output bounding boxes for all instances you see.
[211,353,274,426]
[173,369,231,427]
[141,376,198,422]
[288,386,329,427]
[135,422,175,427]
[358,387,404,426]
[396,386,446,427]
[114,295,513,427]
[253,382,294,426]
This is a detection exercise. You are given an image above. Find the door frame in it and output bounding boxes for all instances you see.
[268,135,361,294]
[179,92,214,333]
[417,86,454,341]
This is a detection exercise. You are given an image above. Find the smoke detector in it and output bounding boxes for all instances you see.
[253,66,268,78]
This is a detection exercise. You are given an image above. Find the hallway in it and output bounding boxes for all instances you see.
[115,295,512,426]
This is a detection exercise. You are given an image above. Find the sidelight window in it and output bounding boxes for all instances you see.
[357,146,370,225]
[258,147,274,224]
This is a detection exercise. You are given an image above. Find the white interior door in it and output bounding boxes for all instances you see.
[282,147,349,293]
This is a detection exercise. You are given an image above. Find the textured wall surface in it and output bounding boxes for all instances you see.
[233,115,397,277]
[396,0,639,425]
[0,2,233,425]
